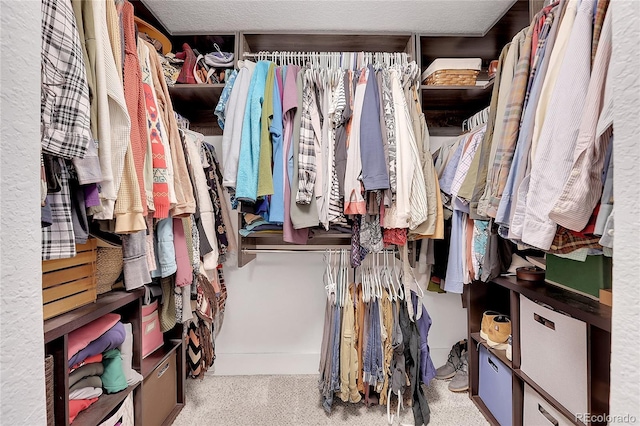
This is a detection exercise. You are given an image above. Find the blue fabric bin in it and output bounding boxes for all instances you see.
[479,345,513,426]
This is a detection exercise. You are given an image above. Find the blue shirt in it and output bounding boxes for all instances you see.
[268,68,285,223]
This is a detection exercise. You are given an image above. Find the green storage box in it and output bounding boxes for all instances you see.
[545,255,612,299]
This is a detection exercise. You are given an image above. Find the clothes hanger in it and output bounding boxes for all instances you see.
[383,251,396,302]
[375,254,383,300]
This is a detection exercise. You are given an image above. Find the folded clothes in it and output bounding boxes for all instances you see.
[70,375,102,393]
[69,397,99,424]
[101,348,128,394]
[68,313,121,361]
[70,353,103,372]
[69,362,104,388]
[69,386,103,400]
[69,322,126,368]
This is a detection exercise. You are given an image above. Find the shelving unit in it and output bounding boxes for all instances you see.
[467,277,611,426]
[45,290,144,426]
[418,0,530,135]
[45,288,185,425]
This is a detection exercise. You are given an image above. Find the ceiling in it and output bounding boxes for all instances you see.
[141,0,517,35]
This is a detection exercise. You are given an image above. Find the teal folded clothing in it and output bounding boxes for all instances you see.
[101,349,128,394]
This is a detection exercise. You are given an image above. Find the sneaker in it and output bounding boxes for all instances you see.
[435,339,467,380]
[480,311,501,341]
[486,315,511,350]
[448,351,469,392]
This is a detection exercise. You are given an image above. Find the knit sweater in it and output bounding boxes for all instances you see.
[121,2,148,217]
[147,45,196,217]
[92,0,131,221]
[138,40,170,218]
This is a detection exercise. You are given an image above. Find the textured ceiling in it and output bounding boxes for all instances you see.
[142,0,516,35]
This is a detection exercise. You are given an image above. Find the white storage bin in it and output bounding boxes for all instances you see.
[524,384,575,426]
[520,295,588,416]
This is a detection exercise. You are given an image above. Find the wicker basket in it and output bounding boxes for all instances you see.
[45,355,54,426]
[96,247,123,295]
[424,69,479,86]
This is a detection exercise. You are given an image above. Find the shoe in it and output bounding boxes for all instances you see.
[486,315,511,350]
[435,339,467,380]
[448,351,469,392]
[480,310,501,341]
[176,43,198,84]
[506,335,513,362]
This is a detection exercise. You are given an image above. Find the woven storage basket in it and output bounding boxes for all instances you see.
[45,355,54,426]
[424,69,479,86]
[96,246,124,295]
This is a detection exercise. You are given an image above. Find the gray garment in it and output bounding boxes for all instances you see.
[69,386,103,400]
[72,140,102,185]
[360,65,389,190]
[69,362,104,388]
[399,302,430,426]
[121,230,151,290]
[376,69,390,178]
[319,298,335,413]
[334,72,352,197]
[69,375,102,393]
[290,69,319,229]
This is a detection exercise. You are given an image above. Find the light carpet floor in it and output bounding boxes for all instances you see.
[172,375,488,426]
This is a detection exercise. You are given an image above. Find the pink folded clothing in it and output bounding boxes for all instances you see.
[70,353,103,372]
[69,397,99,424]
[68,313,121,360]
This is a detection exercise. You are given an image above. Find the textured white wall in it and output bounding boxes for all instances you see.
[206,136,467,375]
[0,0,47,424]
[610,1,640,423]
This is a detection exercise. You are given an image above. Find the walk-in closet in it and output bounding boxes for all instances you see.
[1,0,639,425]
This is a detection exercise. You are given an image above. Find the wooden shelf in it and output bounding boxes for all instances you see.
[470,394,501,426]
[168,84,224,136]
[142,340,182,379]
[242,32,414,54]
[470,332,512,371]
[421,81,494,91]
[513,369,587,426]
[421,83,493,110]
[44,290,144,344]
[72,383,140,426]
[168,84,224,109]
[491,276,612,332]
[161,404,185,426]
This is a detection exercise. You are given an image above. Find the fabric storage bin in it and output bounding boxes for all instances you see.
[479,345,512,426]
[524,383,574,426]
[142,351,177,426]
[546,254,612,299]
[520,295,588,416]
[141,300,164,358]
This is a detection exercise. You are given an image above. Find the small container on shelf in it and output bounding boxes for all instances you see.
[422,58,482,86]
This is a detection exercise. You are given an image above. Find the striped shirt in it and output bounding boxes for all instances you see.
[520,0,595,250]
[549,9,612,231]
